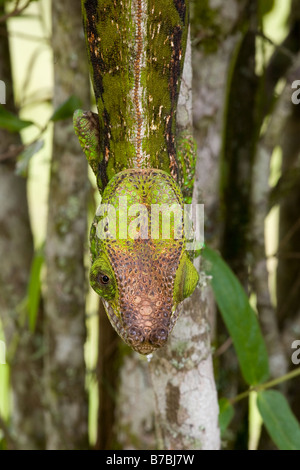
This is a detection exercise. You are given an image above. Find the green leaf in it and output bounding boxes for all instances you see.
[27,246,44,332]
[202,246,269,385]
[50,95,82,122]
[219,398,234,435]
[15,140,44,177]
[257,390,300,450]
[0,105,33,132]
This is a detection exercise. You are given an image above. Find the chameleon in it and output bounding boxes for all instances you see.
[74,0,198,355]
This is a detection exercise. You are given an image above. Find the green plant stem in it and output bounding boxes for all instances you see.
[229,367,300,405]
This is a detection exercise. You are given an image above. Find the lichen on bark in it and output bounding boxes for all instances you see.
[43,0,90,450]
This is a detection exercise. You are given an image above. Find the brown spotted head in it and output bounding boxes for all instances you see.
[89,169,199,354]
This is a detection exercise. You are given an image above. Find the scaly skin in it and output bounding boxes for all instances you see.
[74,0,198,354]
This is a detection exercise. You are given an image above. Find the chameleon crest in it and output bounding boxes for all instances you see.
[74,0,198,354]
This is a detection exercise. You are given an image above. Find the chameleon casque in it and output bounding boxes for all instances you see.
[74,0,199,355]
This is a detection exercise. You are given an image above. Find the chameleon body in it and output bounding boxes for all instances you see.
[74,0,198,354]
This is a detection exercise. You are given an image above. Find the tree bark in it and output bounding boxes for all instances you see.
[191,0,253,449]
[251,4,300,379]
[276,6,300,329]
[149,290,220,450]
[0,2,45,449]
[43,1,90,449]
[276,64,300,421]
[148,27,220,451]
[95,300,121,449]
[115,352,156,450]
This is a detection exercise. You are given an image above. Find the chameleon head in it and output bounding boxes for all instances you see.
[89,169,199,355]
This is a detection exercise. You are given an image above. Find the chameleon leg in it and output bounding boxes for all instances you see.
[176,132,197,206]
[73,109,107,192]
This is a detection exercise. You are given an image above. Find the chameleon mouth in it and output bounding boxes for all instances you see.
[126,325,169,355]
[102,300,169,355]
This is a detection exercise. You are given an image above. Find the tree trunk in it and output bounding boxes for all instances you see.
[0,2,45,449]
[250,0,300,382]
[149,290,220,450]
[148,27,220,451]
[95,300,121,449]
[191,0,251,449]
[43,0,90,449]
[276,64,300,421]
[115,352,156,449]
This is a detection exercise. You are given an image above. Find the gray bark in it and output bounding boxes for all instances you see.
[0,3,45,449]
[250,1,300,382]
[116,352,156,449]
[192,2,248,371]
[250,106,290,380]
[96,300,122,449]
[191,0,251,448]
[149,290,220,450]
[43,1,90,449]
[148,28,220,451]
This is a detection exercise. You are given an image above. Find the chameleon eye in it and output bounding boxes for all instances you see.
[100,274,110,285]
[90,254,116,300]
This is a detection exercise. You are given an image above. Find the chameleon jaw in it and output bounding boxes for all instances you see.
[126,324,169,355]
[102,294,184,355]
[102,299,170,355]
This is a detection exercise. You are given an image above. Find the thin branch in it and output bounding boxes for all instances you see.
[277,252,300,259]
[277,216,300,253]
[255,29,297,62]
[230,367,300,405]
[277,275,300,320]
[0,144,25,162]
[0,121,48,163]
[268,251,300,260]
[0,29,50,42]
[0,0,32,24]
[214,337,232,357]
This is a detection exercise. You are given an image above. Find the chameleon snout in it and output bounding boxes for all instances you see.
[123,296,171,354]
[127,324,169,355]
